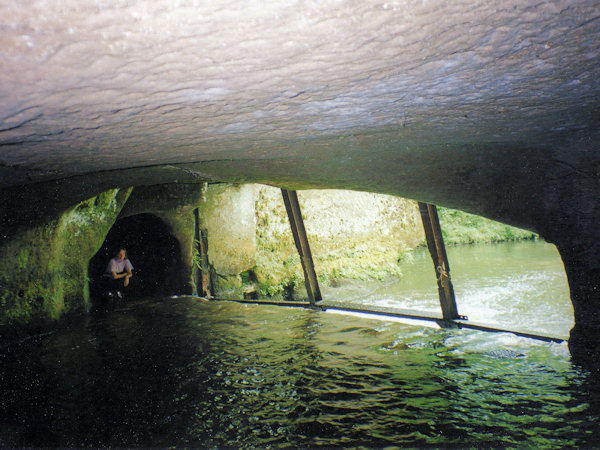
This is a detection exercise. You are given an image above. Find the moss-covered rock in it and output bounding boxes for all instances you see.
[119,183,207,295]
[0,188,132,326]
[189,183,426,300]
[253,186,425,299]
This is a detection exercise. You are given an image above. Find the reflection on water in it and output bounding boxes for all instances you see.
[0,242,597,448]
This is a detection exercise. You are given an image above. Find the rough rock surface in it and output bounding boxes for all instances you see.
[0,2,597,220]
[254,186,424,298]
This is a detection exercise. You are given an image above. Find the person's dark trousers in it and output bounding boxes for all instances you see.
[102,274,130,298]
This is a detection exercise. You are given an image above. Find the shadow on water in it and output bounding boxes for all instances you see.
[0,294,599,448]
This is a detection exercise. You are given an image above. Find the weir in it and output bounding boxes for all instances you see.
[214,190,564,345]
[214,298,566,344]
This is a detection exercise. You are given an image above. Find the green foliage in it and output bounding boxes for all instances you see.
[261,283,284,298]
[437,207,537,245]
[192,239,202,270]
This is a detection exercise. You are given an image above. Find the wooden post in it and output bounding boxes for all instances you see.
[418,202,459,320]
[193,208,212,298]
[281,189,322,304]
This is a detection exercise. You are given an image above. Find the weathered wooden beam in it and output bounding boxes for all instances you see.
[418,202,460,320]
[193,208,212,298]
[281,189,322,304]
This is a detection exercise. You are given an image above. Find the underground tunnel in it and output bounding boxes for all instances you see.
[0,0,599,358]
[89,213,187,300]
[1,0,600,446]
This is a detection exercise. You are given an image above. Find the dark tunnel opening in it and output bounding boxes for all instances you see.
[89,213,186,300]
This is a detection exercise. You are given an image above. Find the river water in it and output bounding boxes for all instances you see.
[1,241,599,448]
[322,240,574,339]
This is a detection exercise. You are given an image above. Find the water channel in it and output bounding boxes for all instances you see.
[1,241,599,447]
[322,240,573,339]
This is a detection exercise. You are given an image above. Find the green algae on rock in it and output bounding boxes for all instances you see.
[0,181,538,326]
[0,188,132,326]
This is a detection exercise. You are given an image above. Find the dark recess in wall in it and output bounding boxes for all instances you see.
[89,213,185,299]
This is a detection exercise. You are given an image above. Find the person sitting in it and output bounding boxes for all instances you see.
[103,248,133,299]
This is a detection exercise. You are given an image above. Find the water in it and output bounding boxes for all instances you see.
[323,240,573,338]
[1,241,599,448]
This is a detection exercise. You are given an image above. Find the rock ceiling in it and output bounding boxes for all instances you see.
[1,0,598,231]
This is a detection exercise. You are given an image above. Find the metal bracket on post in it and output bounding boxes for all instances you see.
[281,189,322,305]
[418,202,462,321]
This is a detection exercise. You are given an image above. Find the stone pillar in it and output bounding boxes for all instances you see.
[195,184,257,299]
[555,238,600,369]
[539,166,600,370]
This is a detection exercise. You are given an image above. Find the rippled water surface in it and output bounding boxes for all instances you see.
[1,242,599,448]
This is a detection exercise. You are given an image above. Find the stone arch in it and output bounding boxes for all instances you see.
[89,213,187,299]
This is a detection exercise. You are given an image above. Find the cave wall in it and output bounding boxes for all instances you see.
[0,188,132,326]
[0,182,206,328]
[0,181,426,325]
[118,183,209,296]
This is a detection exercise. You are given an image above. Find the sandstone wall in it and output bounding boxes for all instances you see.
[0,188,132,326]
[196,184,425,300]
[0,181,425,326]
[253,185,424,299]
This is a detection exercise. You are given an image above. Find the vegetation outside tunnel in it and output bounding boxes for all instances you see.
[436,207,537,245]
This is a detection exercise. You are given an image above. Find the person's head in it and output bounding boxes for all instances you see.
[116,249,127,260]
